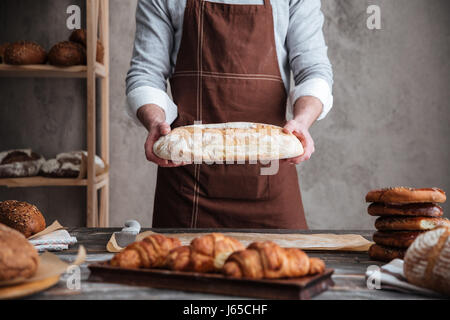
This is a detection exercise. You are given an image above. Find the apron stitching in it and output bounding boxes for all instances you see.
[172,73,283,82]
[174,70,282,80]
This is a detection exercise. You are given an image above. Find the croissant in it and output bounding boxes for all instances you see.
[223,241,325,279]
[165,233,245,273]
[110,234,181,269]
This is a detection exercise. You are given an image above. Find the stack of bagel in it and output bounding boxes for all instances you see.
[366,187,449,261]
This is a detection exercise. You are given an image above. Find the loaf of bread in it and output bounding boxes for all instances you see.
[375,216,450,231]
[223,241,325,279]
[69,29,104,64]
[40,151,106,178]
[48,41,86,66]
[372,231,423,248]
[0,200,46,238]
[368,244,406,262]
[368,203,443,217]
[110,234,181,269]
[0,223,39,281]
[0,149,45,178]
[3,41,47,65]
[165,233,245,273]
[404,227,450,296]
[0,42,10,63]
[366,187,446,204]
[153,122,304,162]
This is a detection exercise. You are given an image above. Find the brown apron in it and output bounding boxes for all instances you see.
[153,0,308,229]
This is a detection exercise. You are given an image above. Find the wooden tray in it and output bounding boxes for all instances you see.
[0,275,60,300]
[88,262,334,300]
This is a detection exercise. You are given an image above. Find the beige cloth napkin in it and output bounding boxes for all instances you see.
[107,230,373,253]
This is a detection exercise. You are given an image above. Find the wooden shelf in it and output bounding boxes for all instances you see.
[0,172,109,188]
[0,62,107,78]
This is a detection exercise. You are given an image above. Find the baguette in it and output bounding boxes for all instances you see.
[153,122,304,163]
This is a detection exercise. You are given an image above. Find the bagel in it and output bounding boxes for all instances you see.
[368,244,406,262]
[372,230,423,248]
[3,41,47,65]
[69,29,104,64]
[375,216,450,231]
[48,41,86,66]
[366,187,446,204]
[368,203,443,217]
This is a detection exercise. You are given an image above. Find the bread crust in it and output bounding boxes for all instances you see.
[0,149,45,178]
[0,200,46,238]
[368,244,405,262]
[69,29,104,64]
[366,187,446,204]
[3,41,47,65]
[153,122,304,162]
[375,216,450,231]
[368,203,443,217]
[48,41,86,66]
[404,227,450,295]
[0,223,39,281]
[373,231,424,248]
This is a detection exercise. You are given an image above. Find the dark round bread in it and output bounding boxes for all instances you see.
[366,187,446,204]
[48,41,86,66]
[69,29,104,64]
[372,230,424,248]
[368,244,406,262]
[3,41,47,65]
[0,42,10,63]
[368,203,443,217]
[375,216,450,231]
[0,200,46,238]
[0,223,39,281]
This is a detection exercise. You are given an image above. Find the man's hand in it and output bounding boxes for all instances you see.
[283,119,315,164]
[283,96,323,164]
[138,104,186,167]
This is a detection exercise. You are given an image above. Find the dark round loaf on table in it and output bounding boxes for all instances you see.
[372,230,423,248]
[3,41,47,65]
[0,149,45,178]
[48,41,86,66]
[69,29,104,64]
[0,223,39,281]
[375,216,450,231]
[0,200,46,238]
[366,187,446,204]
[0,42,10,63]
[368,203,443,217]
[368,244,406,262]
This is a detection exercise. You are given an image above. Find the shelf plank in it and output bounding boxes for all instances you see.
[0,173,108,188]
[0,63,106,78]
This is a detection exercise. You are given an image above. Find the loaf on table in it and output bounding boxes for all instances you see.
[153,122,304,162]
[0,200,46,238]
[0,223,39,281]
[404,227,450,296]
[110,234,181,269]
[165,233,245,273]
[223,241,325,279]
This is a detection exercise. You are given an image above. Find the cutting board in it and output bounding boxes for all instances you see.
[0,275,60,299]
[88,262,334,300]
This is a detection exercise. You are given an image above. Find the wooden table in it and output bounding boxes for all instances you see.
[24,228,432,300]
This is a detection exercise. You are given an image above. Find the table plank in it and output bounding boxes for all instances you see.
[22,228,432,300]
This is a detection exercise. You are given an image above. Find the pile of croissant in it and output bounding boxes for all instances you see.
[110,233,325,279]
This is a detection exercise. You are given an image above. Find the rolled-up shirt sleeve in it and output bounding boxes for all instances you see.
[287,0,334,120]
[125,0,178,125]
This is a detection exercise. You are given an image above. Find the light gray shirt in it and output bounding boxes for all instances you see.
[126,0,334,125]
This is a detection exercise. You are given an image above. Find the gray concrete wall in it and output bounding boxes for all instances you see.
[0,0,449,229]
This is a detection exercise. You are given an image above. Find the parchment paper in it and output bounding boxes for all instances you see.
[106,231,372,253]
[28,220,64,240]
[0,245,86,287]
